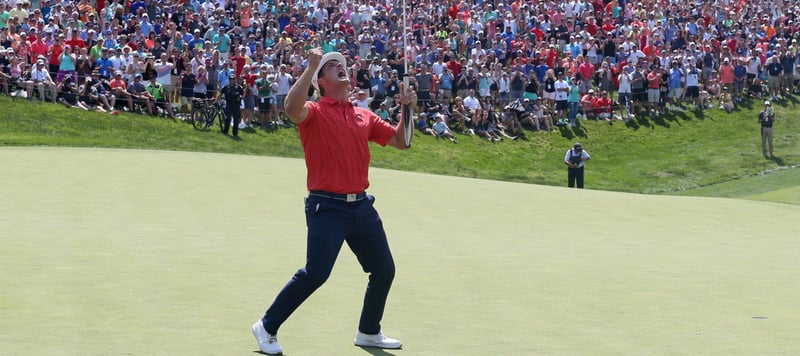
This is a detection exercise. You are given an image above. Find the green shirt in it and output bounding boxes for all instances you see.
[90,44,104,61]
[255,78,270,97]
[146,82,163,100]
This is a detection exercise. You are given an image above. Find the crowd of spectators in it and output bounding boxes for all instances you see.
[2,0,800,134]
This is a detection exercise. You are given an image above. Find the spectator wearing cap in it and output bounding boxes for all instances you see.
[146,75,175,118]
[240,64,258,128]
[213,26,232,61]
[254,67,274,129]
[718,86,734,113]
[564,142,590,189]
[23,58,58,102]
[647,66,663,116]
[765,54,783,101]
[109,71,130,109]
[47,33,64,77]
[127,73,154,115]
[9,1,28,22]
[666,61,684,111]
[567,75,581,127]
[758,100,776,158]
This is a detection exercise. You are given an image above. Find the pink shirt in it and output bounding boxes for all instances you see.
[719,64,734,84]
[299,97,396,194]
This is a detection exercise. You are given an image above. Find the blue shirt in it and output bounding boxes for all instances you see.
[95,58,114,78]
[669,68,683,89]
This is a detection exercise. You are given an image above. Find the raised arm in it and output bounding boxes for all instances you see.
[284,48,322,124]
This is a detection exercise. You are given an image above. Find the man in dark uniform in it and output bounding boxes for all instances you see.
[564,142,591,188]
[219,73,244,137]
[758,100,775,157]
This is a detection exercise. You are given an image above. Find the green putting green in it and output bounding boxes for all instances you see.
[1,147,798,355]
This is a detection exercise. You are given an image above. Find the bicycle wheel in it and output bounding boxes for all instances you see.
[215,107,227,132]
[191,104,208,130]
[204,108,216,129]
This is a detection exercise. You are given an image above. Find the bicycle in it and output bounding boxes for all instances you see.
[191,98,226,131]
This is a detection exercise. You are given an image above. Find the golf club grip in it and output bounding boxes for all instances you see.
[402,77,413,148]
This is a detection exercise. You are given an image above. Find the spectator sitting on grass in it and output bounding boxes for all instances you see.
[718,86,734,113]
[432,114,458,143]
[416,113,436,136]
[449,96,471,134]
[580,89,596,120]
[593,91,614,123]
[472,106,502,142]
[463,89,481,114]
[375,101,390,122]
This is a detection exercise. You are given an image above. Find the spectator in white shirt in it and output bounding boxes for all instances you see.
[462,89,481,113]
[24,59,58,102]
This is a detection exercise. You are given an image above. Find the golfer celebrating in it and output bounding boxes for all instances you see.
[252,48,415,355]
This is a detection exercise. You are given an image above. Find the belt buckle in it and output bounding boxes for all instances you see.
[346,194,357,202]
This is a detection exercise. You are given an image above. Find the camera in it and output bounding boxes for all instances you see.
[569,152,583,165]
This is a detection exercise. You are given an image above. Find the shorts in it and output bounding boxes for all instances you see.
[617,92,631,105]
[276,94,287,108]
[647,88,660,103]
[524,91,539,100]
[632,89,646,102]
[181,96,192,105]
[685,86,699,98]
[258,96,271,112]
[543,91,555,100]
[193,92,207,99]
[56,70,77,84]
[555,100,567,111]
[244,95,255,110]
[669,88,683,99]
[767,76,780,90]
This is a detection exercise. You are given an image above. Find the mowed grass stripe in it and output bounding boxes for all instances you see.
[1,147,798,355]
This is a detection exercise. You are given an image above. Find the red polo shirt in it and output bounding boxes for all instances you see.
[299,97,396,194]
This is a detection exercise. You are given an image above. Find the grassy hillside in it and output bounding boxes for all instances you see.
[0,95,797,198]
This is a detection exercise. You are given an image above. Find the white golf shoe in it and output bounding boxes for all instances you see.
[252,320,283,355]
[354,331,402,349]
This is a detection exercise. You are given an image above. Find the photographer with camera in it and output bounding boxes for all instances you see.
[758,101,776,158]
[564,142,591,188]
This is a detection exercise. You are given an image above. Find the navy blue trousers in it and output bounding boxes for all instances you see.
[262,194,395,335]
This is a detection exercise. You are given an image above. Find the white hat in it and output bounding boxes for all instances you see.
[764,100,771,106]
[312,52,347,91]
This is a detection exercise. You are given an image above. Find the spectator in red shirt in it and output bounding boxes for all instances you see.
[592,90,614,122]
[229,46,248,76]
[65,31,86,50]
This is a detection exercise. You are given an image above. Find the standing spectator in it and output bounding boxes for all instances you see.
[667,61,684,111]
[646,65,662,116]
[758,100,775,158]
[684,63,701,110]
[564,142,590,189]
[275,64,292,121]
[765,54,782,101]
[567,76,581,126]
[219,74,245,137]
[554,72,570,124]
